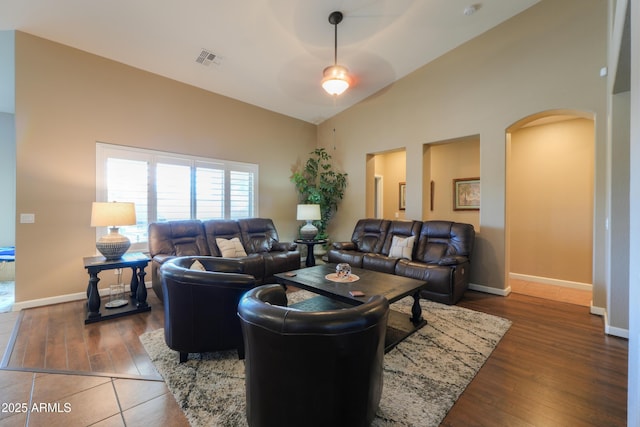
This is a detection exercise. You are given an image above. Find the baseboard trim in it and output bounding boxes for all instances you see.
[592,307,629,339]
[606,323,629,339]
[509,273,592,291]
[12,282,152,311]
[468,283,511,296]
[468,285,629,338]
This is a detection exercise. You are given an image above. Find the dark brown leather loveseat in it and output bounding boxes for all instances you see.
[328,219,475,305]
[148,218,299,302]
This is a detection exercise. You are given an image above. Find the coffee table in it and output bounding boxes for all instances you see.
[274,264,428,352]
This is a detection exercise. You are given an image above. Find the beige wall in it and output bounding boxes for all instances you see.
[610,91,630,329]
[368,138,481,229]
[14,32,316,303]
[372,150,407,220]
[424,137,480,230]
[317,0,608,303]
[509,118,594,284]
[11,0,617,322]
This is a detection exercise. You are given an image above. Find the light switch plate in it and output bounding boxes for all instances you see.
[20,213,35,223]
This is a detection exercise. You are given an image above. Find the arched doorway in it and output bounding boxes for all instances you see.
[506,110,594,306]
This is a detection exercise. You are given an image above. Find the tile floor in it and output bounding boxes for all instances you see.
[0,311,189,426]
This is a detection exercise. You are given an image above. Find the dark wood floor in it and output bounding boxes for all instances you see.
[1,289,628,426]
[2,293,165,379]
[445,291,628,426]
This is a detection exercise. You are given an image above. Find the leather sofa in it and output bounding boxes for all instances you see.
[328,219,475,305]
[161,256,256,362]
[238,284,389,427]
[149,218,299,302]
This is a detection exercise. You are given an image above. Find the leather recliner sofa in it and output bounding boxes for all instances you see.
[238,284,389,427]
[149,218,299,302]
[328,219,475,305]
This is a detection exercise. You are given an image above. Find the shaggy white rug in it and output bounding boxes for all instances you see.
[140,291,511,427]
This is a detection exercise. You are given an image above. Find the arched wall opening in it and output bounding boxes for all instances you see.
[422,135,480,230]
[506,110,595,304]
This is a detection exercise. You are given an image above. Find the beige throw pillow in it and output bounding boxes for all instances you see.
[216,237,248,258]
[190,260,206,271]
[389,235,415,260]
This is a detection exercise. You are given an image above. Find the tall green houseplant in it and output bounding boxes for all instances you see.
[291,148,348,241]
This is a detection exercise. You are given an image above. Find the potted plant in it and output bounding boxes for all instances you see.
[291,148,348,243]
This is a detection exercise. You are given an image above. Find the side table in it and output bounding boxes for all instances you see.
[295,239,327,267]
[83,252,151,324]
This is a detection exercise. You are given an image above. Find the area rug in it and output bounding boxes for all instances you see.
[140,291,511,427]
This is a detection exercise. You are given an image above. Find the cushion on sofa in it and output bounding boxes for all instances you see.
[216,237,248,258]
[351,219,390,253]
[415,221,474,264]
[203,220,243,257]
[329,250,367,268]
[190,259,206,271]
[380,220,421,256]
[421,242,448,263]
[239,218,278,253]
[389,235,415,260]
[149,220,210,257]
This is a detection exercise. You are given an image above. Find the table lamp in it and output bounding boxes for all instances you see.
[91,202,137,260]
[297,204,321,240]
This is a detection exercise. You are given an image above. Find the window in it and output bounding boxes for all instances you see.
[96,143,259,251]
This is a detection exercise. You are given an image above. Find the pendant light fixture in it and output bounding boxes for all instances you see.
[322,11,352,96]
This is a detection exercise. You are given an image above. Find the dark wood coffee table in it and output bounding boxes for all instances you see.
[275,264,428,352]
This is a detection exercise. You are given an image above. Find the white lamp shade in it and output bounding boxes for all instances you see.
[91,202,137,227]
[297,204,321,221]
[322,65,351,96]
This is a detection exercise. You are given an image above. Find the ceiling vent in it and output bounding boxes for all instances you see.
[196,49,220,66]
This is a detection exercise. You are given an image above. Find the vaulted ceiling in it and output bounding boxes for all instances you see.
[0,0,540,124]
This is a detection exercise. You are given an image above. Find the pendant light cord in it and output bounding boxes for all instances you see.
[334,22,338,65]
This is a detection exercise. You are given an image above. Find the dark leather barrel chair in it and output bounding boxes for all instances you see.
[161,256,256,362]
[237,284,389,427]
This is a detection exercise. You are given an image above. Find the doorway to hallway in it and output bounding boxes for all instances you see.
[506,112,595,306]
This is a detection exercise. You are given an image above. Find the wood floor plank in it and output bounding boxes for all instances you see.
[21,306,47,368]
[444,291,628,427]
[44,304,68,370]
[66,338,92,371]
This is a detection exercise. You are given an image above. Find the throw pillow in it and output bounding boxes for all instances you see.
[190,260,206,271]
[216,237,248,258]
[389,235,415,260]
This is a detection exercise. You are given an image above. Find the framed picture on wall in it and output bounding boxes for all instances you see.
[399,182,406,210]
[453,177,480,210]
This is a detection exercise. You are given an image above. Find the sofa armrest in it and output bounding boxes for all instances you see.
[438,256,469,266]
[272,241,298,252]
[153,254,176,265]
[332,241,356,251]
